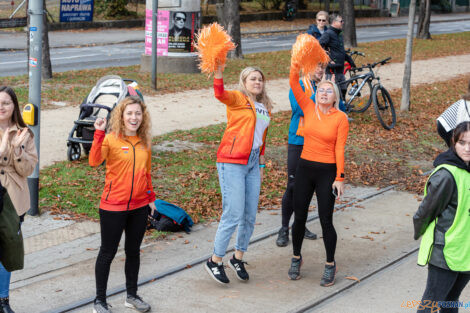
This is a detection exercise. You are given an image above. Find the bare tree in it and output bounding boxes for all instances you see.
[401,0,417,112]
[42,0,52,79]
[216,0,242,58]
[340,0,357,48]
[416,0,431,39]
[324,0,330,12]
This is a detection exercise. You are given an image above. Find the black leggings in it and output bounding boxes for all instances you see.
[417,264,470,313]
[95,206,149,302]
[292,159,337,262]
[281,144,303,228]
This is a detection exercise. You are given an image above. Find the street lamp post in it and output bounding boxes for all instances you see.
[27,0,43,215]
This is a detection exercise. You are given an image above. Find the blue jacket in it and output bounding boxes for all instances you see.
[288,80,347,146]
[307,24,327,40]
[288,80,314,145]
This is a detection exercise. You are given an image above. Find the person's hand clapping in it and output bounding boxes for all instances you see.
[11,128,30,154]
[94,117,107,131]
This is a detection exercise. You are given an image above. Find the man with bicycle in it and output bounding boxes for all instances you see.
[319,14,356,98]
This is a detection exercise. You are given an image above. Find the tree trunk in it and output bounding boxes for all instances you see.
[341,0,357,48]
[324,0,330,12]
[416,0,431,39]
[401,0,417,112]
[42,0,52,79]
[218,0,242,59]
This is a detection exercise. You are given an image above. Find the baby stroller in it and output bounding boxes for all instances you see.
[66,75,143,161]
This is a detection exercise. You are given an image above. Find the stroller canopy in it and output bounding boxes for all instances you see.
[86,75,128,109]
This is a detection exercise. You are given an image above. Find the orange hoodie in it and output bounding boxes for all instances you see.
[89,130,156,211]
[214,78,270,164]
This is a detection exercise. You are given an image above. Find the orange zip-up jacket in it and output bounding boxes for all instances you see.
[290,70,349,181]
[89,130,156,211]
[214,78,270,164]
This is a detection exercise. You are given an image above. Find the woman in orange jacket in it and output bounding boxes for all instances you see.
[89,96,156,313]
[205,65,272,285]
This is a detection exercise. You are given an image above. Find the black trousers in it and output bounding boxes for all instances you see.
[292,158,337,261]
[95,206,149,302]
[281,144,303,228]
[417,264,470,313]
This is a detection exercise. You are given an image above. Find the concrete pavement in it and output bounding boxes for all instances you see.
[1,12,470,51]
[11,187,469,313]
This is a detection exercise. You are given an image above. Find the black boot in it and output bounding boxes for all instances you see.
[0,297,15,313]
[276,226,289,247]
[304,227,317,240]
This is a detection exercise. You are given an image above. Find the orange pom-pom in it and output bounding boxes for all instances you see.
[291,34,329,75]
[194,23,236,74]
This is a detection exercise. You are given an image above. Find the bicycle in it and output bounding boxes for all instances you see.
[339,57,396,130]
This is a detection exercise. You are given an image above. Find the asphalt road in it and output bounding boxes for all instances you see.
[1,20,470,77]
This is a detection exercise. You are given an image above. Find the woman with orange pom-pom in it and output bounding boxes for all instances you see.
[204,64,272,285]
[287,36,349,286]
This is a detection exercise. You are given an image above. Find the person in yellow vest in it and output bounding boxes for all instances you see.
[413,121,470,313]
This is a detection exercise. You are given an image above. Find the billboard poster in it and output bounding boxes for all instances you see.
[60,0,94,23]
[168,11,200,53]
[145,9,170,56]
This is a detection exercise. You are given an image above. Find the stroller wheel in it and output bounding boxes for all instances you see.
[67,143,81,161]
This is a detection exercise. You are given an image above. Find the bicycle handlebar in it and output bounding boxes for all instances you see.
[346,49,365,57]
[354,57,392,71]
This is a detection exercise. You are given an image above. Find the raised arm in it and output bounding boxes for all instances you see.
[89,130,109,166]
[213,65,243,107]
[289,65,314,113]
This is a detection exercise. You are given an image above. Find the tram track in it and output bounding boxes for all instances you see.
[41,185,396,313]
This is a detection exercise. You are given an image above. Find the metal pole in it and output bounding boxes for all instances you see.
[27,0,43,216]
[151,0,158,90]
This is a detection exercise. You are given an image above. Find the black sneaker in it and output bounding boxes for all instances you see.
[229,254,249,281]
[205,257,230,284]
[0,297,15,313]
[304,227,317,240]
[276,226,289,247]
[320,261,337,287]
[288,256,303,280]
[93,299,113,313]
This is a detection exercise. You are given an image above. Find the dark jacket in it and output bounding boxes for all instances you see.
[319,26,355,73]
[413,149,470,272]
[0,191,24,272]
[307,24,327,40]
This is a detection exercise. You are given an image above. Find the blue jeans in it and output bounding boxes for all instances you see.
[213,149,261,258]
[0,262,11,298]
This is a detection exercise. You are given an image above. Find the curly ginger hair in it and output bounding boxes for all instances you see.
[108,96,152,147]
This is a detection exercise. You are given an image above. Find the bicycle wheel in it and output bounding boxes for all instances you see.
[372,85,396,130]
[345,77,373,113]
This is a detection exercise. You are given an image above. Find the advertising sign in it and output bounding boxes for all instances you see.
[167,11,199,53]
[145,9,170,56]
[60,0,94,22]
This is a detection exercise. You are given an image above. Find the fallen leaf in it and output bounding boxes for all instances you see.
[345,276,360,282]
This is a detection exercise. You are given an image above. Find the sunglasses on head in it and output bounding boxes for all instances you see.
[175,16,186,21]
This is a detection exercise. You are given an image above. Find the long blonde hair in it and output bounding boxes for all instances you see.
[238,67,273,111]
[108,96,152,147]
